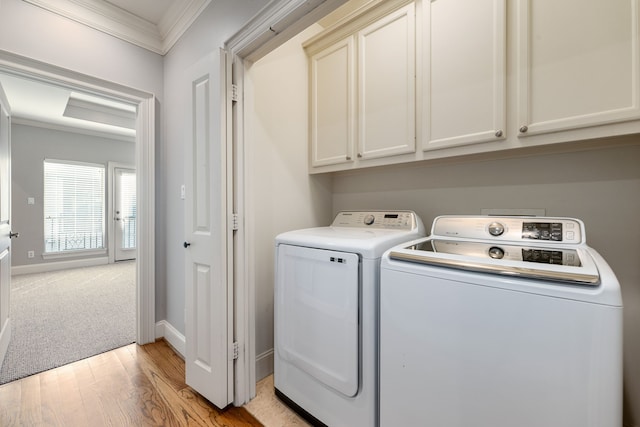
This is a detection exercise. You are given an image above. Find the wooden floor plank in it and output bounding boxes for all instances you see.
[0,340,263,427]
[0,378,21,426]
[53,364,93,426]
[19,375,43,426]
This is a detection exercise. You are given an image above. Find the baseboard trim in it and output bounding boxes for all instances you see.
[256,348,274,382]
[155,320,185,357]
[11,257,109,276]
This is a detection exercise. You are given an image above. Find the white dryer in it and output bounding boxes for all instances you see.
[379,215,623,427]
[274,211,425,427]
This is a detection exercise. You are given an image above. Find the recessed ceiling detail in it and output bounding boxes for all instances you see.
[22,0,211,55]
[0,72,136,141]
[64,92,137,130]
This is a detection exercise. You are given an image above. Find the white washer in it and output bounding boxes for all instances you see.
[275,210,425,427]
[380,215,623,427]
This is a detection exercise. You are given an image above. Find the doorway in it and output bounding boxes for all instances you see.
[0,50,156,356]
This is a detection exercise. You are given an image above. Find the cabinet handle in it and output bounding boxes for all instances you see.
[519,125,529,133]
[357,153,363,158]
[495,130,503,138]
[346,156,352,160]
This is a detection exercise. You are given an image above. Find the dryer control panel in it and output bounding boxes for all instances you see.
[432,216,585,244]
[332,211,419,230]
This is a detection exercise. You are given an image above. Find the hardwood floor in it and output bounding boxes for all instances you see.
[0,340,263,427]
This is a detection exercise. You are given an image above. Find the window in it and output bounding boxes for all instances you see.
[44,160,105,253]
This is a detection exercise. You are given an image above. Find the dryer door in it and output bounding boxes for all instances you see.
[276,244,360,397]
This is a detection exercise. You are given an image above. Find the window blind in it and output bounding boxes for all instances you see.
[44,160,106,253]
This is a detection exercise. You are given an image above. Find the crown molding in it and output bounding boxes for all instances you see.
[22,0,211,55]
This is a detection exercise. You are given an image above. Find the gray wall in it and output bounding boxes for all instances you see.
[162,0,271,334]
[331,142,640,426]
[11,124,135,266]
[0,0,163,96]
[249,26,640,426]
[0,0,164,315]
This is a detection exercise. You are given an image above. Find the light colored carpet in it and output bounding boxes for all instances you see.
[0,261,136,384]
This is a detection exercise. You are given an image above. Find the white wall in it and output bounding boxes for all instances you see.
[247,24,334,379]
[249,20,640,427]
[161,0,271,334]
[11,123,135,266]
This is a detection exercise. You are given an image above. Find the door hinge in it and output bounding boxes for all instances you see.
[232,213,239,231]
[231,341,239,360]
[231,84,239,102]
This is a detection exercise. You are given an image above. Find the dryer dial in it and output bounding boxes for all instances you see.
[364,214,375,225]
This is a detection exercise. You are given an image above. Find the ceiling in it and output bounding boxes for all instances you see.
[0,0,214,140]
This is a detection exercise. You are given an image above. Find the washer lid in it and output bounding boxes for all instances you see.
[389,238,600,285]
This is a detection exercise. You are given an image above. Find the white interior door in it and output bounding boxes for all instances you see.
[114,167,136,261]
[0,82,12,368]
[184,50,233,408]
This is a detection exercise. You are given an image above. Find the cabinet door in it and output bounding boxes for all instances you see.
[424,0,506,151]
[358,3,416,160]
[517,0,640,136]
[310,37,356,167]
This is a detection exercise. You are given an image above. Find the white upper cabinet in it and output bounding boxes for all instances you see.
[358,3,416,159]
[516,0,640,136]
[424,0,506,151]
[306,0,416,169]
[306,0,640,173]
[310,37,356,167]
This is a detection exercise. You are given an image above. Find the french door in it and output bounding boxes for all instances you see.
[114,167,136,261]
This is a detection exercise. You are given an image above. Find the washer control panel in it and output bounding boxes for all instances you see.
[432,216,584,244]
[332,211,418,230]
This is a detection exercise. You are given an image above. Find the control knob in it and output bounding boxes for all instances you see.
[364,214,375,226]
[488,246,505,259]
[488,222,505,236]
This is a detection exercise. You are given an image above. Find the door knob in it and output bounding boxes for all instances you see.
[183,241,191,248]
[9,231,19,239]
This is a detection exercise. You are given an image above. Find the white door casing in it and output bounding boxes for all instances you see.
[184,50,234,408]
[225,0,351,406]
[114,167,136,262]
[0,81,11,369]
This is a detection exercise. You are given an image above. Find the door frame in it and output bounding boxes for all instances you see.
[224,0,349,405]
[108,162,136,264]
[0,50,156,345]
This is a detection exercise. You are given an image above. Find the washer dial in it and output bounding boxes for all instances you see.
[488,222,505,236]
[488,246,505,259]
